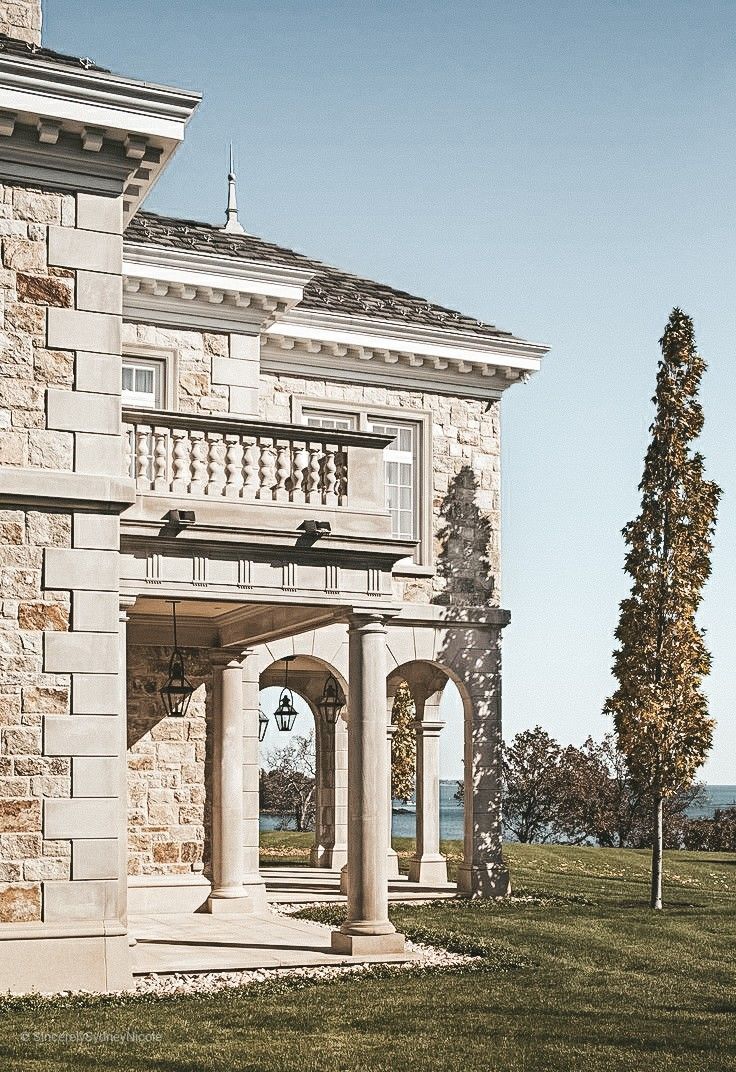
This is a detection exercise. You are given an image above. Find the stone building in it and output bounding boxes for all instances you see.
[0,0,547,991]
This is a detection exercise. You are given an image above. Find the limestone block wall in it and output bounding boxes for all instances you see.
[0,0,41,45]
[122,322,258,418]
[0,508,71,922]
[127,644,212,877]
[0,183,125,925]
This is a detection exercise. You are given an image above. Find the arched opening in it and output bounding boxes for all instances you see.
[387,660,465,886]
[258,655,348,870]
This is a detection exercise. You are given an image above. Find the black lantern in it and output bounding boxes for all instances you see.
[258,706,269,742]
[274,655,298,732]
[317,672,344,725]
[160,601,194,718]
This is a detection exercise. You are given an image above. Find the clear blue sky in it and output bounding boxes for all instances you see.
[46,0,735,783]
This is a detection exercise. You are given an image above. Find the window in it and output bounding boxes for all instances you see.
[368,419,417,540]
[296,398,431,573]
[122,358,163,409]
[304,411,357,432]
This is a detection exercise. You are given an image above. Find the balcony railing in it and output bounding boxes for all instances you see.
[122,407,392,509]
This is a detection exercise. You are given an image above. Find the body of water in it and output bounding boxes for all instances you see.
[260,783,736,837]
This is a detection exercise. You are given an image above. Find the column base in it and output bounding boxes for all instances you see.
[408,854,448,885]
[207,875,267,914]
[457,861,511,898]
[311,844,348,870]
[387,847,400,878]
[331,930,405,955]
[207,893,253,915]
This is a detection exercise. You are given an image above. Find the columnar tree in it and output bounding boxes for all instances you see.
[391,681,416,803]
[604,308,720,909]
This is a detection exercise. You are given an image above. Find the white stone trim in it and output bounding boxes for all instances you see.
[0,54,199,219]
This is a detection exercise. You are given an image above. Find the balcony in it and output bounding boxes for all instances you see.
[120,408,413,560]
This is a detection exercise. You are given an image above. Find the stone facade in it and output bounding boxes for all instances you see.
[127,644,212,877]
[0,0,41,45]
[0,507,71,921]
[0,182,125,928]
[121,321,502,607]
[0,184,76,470]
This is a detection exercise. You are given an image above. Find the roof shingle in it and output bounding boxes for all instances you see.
[126,211,512,342]
[0,32,108,72]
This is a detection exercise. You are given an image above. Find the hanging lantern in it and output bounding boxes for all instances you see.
[258,706,269,742]
[317,672,344,725]
[160,601,194,718]
[274,655,298,732]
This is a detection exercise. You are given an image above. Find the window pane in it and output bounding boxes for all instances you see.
[305,412,356,431]
[122,359,162,408]
[136,368,154,394]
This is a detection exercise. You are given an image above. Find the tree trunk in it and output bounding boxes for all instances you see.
[650,793,663,909]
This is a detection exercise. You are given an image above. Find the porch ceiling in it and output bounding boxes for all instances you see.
[127,598,345,650]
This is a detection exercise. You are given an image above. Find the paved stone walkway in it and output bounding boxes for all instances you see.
[129,867,458,975]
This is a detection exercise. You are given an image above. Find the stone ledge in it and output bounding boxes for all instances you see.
[0,919,126,941]
[0,467,135,511]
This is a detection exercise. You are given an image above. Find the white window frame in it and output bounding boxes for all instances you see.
[122,344,178,411]
[295,396,433,575]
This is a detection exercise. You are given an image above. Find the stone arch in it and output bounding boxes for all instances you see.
[254,633,349,870]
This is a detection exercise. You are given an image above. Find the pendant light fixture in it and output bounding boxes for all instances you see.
[258,706,269,742]
[317,672,344,725]
[160,600,194,718]
[273,655,298,732]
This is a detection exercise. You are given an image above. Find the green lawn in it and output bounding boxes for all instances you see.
[1,839,734,1072]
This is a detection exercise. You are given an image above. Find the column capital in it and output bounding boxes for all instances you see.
[119,595,136,621]
[347,608,399,634]
[209,647,254,670]
[412,719,445,737]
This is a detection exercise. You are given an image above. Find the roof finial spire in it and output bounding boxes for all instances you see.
[223,142,245,234]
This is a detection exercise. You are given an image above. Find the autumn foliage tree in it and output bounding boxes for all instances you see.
[604,309,720,909]
[391,681,416,804]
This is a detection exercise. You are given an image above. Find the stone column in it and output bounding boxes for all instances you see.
[119,598,135,947]
[456,627,510,897]
[408,694,447,885]
[240,649,267,909]
[310,714,325,867]
[386,723,400,878]
[331,613,404,955]
[311,712,348,870]
[207,651,264,913]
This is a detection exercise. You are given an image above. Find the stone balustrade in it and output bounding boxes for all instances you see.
[122,408,391,508]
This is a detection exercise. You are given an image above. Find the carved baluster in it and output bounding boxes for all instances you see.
[224,434,245,498]
[135,426,152,490]
[153,427,169,491]
[322,444,338,506]
[306,443,322,504]
[291,441,309,504]
[123,424,133,479]
[243,437,259,499]
[335,449,348,505]
[171,429,190,493]
[206,432,226,495]
[258,438,277,500]
[274,440,291,502]
[189,430,207,494]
